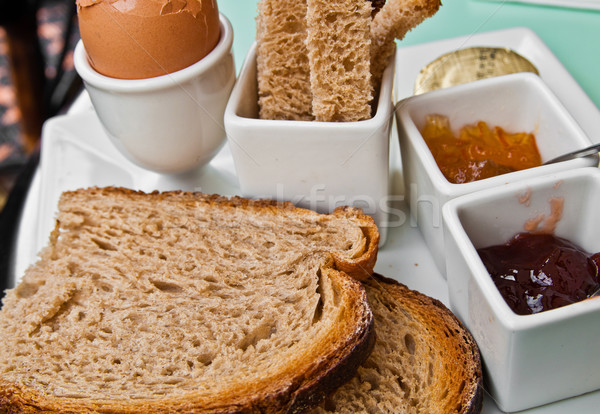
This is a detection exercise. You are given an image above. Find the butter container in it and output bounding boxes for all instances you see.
[415,47,539,94]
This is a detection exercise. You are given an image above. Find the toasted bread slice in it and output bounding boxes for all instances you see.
[312,273,484,414]
[0,187,379,413]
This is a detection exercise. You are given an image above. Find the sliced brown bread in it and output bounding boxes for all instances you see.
[256,0,440,122]
[311,273,484,414]
[370,0,441,87]
[306,0,374,122]
[0,187,380,413]
[256,0,314,120]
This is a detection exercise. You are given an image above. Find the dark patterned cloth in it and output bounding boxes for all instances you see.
[0,0,79,210]
[0,39,22,161]
[0,29,27,209]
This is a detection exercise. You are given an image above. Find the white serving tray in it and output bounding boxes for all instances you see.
[11,27,600,413]
[474,0,600,11]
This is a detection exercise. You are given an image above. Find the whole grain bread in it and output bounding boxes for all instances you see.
[256,0,314,120]
[370,0,441,87]
[256,0,440,122]
[0,187,380,413]
[306,0,373,122]
[311,274,484,414]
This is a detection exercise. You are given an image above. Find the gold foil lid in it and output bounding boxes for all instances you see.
[415,47,539,95]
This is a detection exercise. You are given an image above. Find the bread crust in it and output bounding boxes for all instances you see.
[330,206,379,281]
[370,0,441,86]
[369,274,484,414]
[0,187,379,413]
[278,269,377,414]
[311,273,484,414]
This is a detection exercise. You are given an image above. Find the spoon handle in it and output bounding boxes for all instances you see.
[588,286,600,298]
[544,142,600,165]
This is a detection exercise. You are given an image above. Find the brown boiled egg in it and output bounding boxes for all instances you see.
[77,0,220,79]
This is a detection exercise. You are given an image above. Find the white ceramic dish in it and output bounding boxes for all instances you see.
[10,27,600,413]
[224,43,395,243]
[396,72,596,275]
[74,14,235,174]
[443,167,600,412]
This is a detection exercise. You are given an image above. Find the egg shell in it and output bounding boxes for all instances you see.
[77,0,220,79]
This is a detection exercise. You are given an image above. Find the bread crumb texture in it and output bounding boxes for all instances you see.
[256,0,440,122]
[306,0,373,122]
[311,275,483,414]
[0,187,377,413]
[257,0,314,120]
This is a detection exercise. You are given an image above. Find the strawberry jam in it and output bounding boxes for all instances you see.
[477,233,600,315]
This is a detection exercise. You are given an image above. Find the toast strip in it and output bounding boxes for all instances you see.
[370,0,441,87]
[256,0,314,120]
[306,0,374,122]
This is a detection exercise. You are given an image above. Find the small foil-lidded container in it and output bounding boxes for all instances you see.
[415,47,539,94]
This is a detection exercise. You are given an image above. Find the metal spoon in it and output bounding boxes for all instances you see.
[588,286,600,299]
[543,143,600,165]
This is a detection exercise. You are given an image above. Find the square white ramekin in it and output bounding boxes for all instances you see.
[224,43,395,244]
[395,72,596,274]
[443,167,600,412]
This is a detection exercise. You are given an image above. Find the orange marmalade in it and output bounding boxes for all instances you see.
[420,114,542,184]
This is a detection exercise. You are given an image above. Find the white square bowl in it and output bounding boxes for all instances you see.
[443,167,600,412]
[224,43,395,243]
[395,72,596,274]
